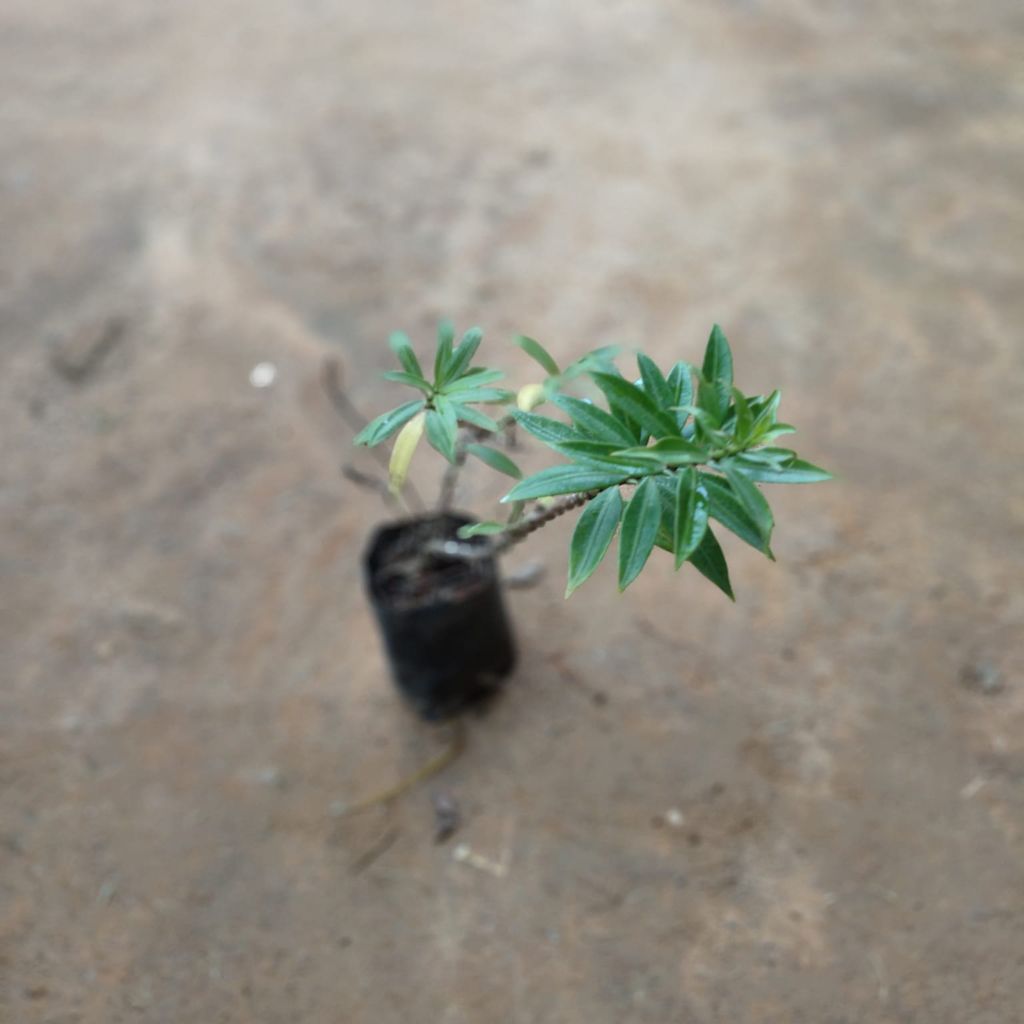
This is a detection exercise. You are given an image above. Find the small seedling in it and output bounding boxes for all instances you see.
[355,321,830,600]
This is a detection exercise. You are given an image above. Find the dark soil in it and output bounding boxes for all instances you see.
[367,514,493,608]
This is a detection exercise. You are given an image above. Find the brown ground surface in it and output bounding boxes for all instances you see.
[2,2,1023,1022]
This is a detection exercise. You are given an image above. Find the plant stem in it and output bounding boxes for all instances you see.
[492,491,595,553]
[437,432,470,510]
[425,491,597,562]
[438,413,517,511]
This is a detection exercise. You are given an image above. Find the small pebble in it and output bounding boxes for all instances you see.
[249,362,278,388]
[665,808,685,828]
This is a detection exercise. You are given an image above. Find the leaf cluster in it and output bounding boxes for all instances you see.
[353,322,521,491]
[504,325,830,597]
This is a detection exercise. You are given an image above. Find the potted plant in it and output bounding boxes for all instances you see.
[354,322,830,720]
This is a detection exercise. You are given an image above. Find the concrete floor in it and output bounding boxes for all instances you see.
[2,2,1023,1021]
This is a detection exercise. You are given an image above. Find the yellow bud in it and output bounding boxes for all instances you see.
[517,383,546,412]
[388,411,426,496]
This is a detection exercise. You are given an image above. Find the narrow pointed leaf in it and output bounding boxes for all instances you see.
[450,402,501,432]
[755,423,797,444]
[560,345,622,382]
[515,335,560,377]
[590,372,679,439]
[433,320,455,384]
[749,390,782,437]
[388,331,423,378]
[503,466,631,502]
[702,323,734,397]
[513,409,579,446]
[699,472,774,557]
[506,500,526,524]
[388,410,426,495]
[381,370,433,394]
[617,476,662,591]
[457,521,507,538]
[672,467,709,569]
[614,436,707,467]
[666,361,694,424]
[731,387,753,443]
[466,443,522,479]
[353,399,426,447]
[425,397,459,462]
[696,374,727,426]
[446,327,483,380]
[554,440,661,474]
[551,394,637,446]
[737,447,797,467]
[566,486,623,596]
[721,462,774,544]
[637,353,673,411]
[443,369,506,392]
[689,525,734,601]
[731,457,833,484]
[446,387,514,404]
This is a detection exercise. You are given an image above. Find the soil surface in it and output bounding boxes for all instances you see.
[2,2,1023,1022]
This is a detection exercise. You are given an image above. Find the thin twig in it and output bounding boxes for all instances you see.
[341,464,399,509]
[438,430,471,511]
[332,720,466,817]
[322,356,425,512]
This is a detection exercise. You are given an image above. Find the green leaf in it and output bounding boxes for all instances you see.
[666,361,694,423]
[696,373,727,427]
[381,370,433,394]
[560,345,622,381]
[388,331,423,378]
[515,335,560,377]
[748,390,782,439]
[689,526,734,601]
[353,399,427,447]
[506,500,526,524]
[513,409,579,446]
[551,394,637,447]
[554,440,661,474]
[699,473,774,557]
[672,468,709,569]
[702,324,734,398]
[434,320,455,384]
[446,327,483,380]
[736,447,797,467]
[589,372,679,439]
[450,402,501,432]
[731,457,833,484]
[442,369,506,392]
[503,466,632,502]
[425,398,459,462]
[721,462,774,545]
[457,521,507,538]
[445,387,514,404]
[617,477,662,591]
[731,387,753,443]
[614,436,707,466]
[566,486,623,596]
[756,423,797,444]
[637,354,673,411]
[466,443,522,479]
